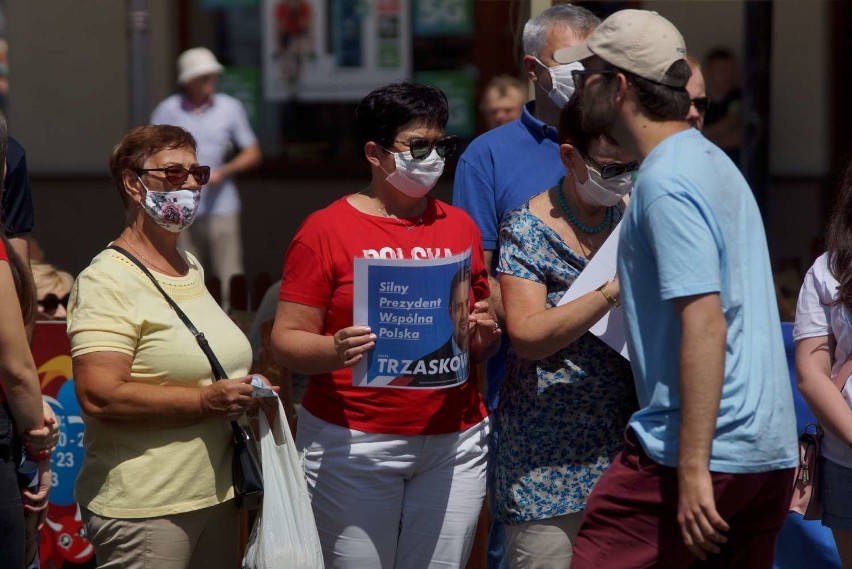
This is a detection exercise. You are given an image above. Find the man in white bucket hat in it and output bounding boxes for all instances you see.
[151,47,261,308]
[559,10,798,568]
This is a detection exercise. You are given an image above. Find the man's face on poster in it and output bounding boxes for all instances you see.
[449,273,470,352]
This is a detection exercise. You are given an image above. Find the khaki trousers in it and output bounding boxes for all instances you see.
[505,511,585,569]
[179,213,244,309]
[82,501,239,569]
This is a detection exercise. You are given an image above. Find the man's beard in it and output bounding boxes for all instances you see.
[581,92,617,136]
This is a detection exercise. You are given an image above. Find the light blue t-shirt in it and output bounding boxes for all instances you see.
[618,128,797,473]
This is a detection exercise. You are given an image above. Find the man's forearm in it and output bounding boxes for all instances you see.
[221,144,262,177]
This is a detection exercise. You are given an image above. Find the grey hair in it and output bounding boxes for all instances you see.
[522,4,599,58]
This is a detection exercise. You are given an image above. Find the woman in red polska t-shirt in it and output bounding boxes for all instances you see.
[272,82,502,569]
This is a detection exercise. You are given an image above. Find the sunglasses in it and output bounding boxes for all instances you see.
[584,155,639,180]
[571,68,619,89]
[138,165,211,186]
[691,96,710,115]
[392,135,459,160]
[38,293,70,315]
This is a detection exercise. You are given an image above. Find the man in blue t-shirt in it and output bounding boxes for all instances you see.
[558,10,798,569]
[452,5,599,568]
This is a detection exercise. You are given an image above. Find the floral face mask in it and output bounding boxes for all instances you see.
[136,174,201,233]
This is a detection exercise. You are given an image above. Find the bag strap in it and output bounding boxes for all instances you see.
[109,244,247,441]
[108,245,227,380]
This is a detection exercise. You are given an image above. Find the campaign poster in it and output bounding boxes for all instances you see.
[31,321,96,568]
[353,248,471,388]
[262,0,411,101]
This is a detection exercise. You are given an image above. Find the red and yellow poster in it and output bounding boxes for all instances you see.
[32,321,95,569]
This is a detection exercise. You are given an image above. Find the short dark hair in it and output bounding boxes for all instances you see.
[558,97,596,155]
[109,125,197,206]
[355,81,449,151]
[449,264,471,304]
[626,60,692,122]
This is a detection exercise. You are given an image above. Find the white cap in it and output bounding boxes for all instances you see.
[554,10,688,88]
[177,47,224,85]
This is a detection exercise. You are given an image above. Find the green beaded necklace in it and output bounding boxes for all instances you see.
[554,175,612,234]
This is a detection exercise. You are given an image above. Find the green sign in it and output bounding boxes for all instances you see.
[413,0,473,36]
[219,66,261,130]
[414,71,474,138]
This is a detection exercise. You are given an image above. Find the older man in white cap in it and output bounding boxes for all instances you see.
[556,10,797,568]
[151,47,261,308]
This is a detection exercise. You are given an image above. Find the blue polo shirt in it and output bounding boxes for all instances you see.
[618,128,797,472]
[453,102,564,409]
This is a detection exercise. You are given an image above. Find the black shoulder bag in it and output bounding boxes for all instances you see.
[109,245,263,511]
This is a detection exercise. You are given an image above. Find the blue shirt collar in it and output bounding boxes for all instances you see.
[519,101,559,143]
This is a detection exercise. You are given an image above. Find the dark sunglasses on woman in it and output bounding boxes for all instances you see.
[137,165,211,186]
[583,154,640,180]
[393,135,459,160]
[38,293,70,315]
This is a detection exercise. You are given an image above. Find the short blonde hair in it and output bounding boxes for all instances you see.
[31,261,74,300]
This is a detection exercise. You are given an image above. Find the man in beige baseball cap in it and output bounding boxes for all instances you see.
[561,10,799,569]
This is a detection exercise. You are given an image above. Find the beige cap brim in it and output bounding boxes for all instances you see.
[554,44,593,65]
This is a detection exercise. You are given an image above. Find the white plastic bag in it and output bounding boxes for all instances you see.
[242,400,324,569]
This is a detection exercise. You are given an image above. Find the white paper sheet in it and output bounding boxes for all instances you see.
[557,223,629,360]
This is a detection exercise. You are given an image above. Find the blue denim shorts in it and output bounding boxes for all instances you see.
[821,457,852,530]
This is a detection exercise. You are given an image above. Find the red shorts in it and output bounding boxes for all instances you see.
[572,428,794,569]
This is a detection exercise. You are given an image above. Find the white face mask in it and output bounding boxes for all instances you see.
[136,174,201,233]
[534,58,584,110]
[572,161,633,207]
[382,148,445,198]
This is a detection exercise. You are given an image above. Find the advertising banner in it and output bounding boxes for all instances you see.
[32,321,95,568]
[353,248,471,388]
[262,0,411,101]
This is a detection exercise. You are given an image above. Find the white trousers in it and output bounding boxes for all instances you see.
[297,409,490,569]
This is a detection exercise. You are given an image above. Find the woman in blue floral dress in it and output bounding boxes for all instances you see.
[494,100,638,568]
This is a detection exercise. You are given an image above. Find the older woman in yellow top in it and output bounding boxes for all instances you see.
[68,125,268,569]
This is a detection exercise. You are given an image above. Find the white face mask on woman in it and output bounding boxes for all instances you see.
[572,160,633,207]
[136,174,201,233]
[382,149,445,198]
[534,58,584,110]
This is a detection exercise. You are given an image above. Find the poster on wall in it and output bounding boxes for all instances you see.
[414,70,474,138]
[262,0,411,101]
[32,322,96,569]
[412,0,473,37]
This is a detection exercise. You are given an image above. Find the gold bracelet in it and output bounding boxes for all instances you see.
[597,281,621,307]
